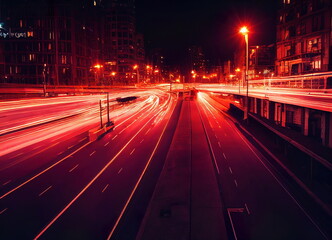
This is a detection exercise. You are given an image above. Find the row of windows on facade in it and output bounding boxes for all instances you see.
[282,0,325,15]
[107,15,134,22]
[1,30,99,43]
[279,15,326,41]
[14,18,72,29]
[279,59,322,74]
[110,39,135,46]
[280,37,322,58]
[105,31,134,38]
[3,65,77,75]
[4,54,92,66]
[4,40,99,56]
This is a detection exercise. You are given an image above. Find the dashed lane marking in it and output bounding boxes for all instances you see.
[234,180,238,187]
[38,186,52,197]
[0,208,8,215]
[104,142,110,147]
[69,164,79,173]
[229,167,233,174]
[102,184,109,193]
[118,168,123,174]
[145,128,151,135]
[2,180,11,186]
[12,153,23,158]
[218,141,221,148]
[79,137,87,143]
[90,151,96,157]
[112,135,118,140]
[140,139,144,143]
[130,149,135,155]
[245,203,251,215]
[223,152,227,159]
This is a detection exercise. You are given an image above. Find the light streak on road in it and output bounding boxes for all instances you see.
[33,100,169,239]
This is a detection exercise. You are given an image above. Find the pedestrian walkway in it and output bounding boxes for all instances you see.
[137,100,228,240]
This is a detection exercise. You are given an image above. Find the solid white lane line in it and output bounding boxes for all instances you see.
[2,180,11,186]
[118,168,123,174]
[245,203,251,215]
[90,151,96,157]
[233,126,329,239]
[223,152,227,159]
[69,164,79,173]
[104,142,110,147]
[112,135,118,140]
[102,184,109,193]
[0,142,91,200]
[106,102,175,240]
[201,96,329,239]
[140,139,144,143]
[234,180,238,187]
[38,186,52,197]
[229,167,233,174]
[34,102,167,240]
[130,149,135,155]
[0,208,8,215]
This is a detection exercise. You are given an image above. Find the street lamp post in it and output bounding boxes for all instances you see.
[240,26,249,120]
[133,65,139,84]
[43,63,47,97]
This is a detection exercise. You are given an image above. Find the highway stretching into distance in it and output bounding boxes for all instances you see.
[0,88,329,239]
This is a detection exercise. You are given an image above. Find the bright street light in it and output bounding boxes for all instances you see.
[239,26,249,120]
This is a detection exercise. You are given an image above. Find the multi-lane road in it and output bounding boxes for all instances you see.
[197,92,328,239]
[0,89,329,239]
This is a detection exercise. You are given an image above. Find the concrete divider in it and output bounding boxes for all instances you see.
[88,122,114,142]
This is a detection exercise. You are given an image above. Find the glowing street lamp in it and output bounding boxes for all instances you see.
[239,26,249,120]
[93,64,103,84]
[133,64,139,84]
[94,64,103,69]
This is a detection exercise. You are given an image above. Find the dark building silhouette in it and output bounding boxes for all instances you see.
[0,0,103,85]
[0,0,144,86]
[103,0,144,85]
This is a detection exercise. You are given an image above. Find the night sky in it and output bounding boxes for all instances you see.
[136,0,279,66]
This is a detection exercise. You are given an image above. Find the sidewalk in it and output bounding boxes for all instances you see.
[137,100,227,240]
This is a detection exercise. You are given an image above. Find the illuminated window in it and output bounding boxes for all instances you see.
[311,60,321,70]
[61,55,67,64]
[27,31,33,37]
[29,54,35,61]
[19,20,23,27]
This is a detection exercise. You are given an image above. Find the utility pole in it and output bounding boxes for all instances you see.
[43,64,47,97]
[107,92,110,124]
[99,100,103,129]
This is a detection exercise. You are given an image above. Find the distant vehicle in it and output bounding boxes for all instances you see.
[116,96,138,103]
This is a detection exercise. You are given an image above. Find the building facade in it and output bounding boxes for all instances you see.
[0,0,103,86]
[103,0,144,85]
[0,0,144,86]
[276,0,332,76]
